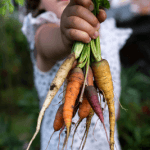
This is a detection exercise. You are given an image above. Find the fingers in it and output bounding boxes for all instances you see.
[63,15,100,40]
[69,0,94,11]
[64,28,92,43]
[68,0,107,24]
[65,17,99,43]
[65,5,100,27]
[61,0,107,44]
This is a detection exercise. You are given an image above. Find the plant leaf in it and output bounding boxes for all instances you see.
[97,0,110,9]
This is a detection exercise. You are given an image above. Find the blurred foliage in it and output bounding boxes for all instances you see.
[118,65,150,150]
[0,6,150,150]
[0,11,40,150]
[0,0,24,16]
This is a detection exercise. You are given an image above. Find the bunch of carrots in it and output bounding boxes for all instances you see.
[26,0,116,150]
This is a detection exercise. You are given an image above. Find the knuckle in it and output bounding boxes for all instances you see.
[70,17,78,26]
[91,29,95,35]
[69,29,76,39]
[83,32,90,43]
[87,0,92,7]
[88,27,95,35]
[75,0,91,7]
[82,0,91,7]
[74,5,83,13]
[93,17,98,26]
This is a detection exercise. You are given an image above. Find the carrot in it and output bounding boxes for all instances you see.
[63,67,84,148]
[46,103,64,150]
[79,108,94,150]
[91,59,115,150]
[67,59,78,78]
[63,59,78,102]
[62,98,79,150]
[26,53,75,150]
[78,94,92,120]
[78,66,93,117]
[53,104,64,131]
[71,67,93,148]
[78,67,94,118]
[71,94,91,149]
[73,98,80,118]
[86,66,94,86]
[62,79,68,103]
[85,85,110,148]
[63,93,80,150]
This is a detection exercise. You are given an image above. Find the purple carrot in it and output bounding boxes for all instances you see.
[85,86,110,148]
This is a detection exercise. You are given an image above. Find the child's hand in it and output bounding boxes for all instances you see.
[60,0,107,48]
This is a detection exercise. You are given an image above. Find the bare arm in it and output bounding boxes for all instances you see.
[35,23,72,72]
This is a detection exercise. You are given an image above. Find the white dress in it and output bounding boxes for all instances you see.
[21,11,132,150]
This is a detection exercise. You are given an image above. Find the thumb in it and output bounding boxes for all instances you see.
[97,9,107,23]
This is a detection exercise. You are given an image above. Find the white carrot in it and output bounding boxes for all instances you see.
[26,53,75,150]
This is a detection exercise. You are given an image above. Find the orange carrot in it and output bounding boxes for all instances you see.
[67,59,78,78]
[53,104,64,131]
[63,67,84,147]
[62,97,79,150]
[86,66,94,86]
[46,103,64,150]
[76,66,94,122]
[91,59,115,150]
[71,93,91,149]
[71,67,94,148]
[78,67,94,118]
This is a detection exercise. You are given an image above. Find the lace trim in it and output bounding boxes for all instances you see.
[21,11,60,50]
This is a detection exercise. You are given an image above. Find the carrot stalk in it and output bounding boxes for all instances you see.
[78,44,90,102]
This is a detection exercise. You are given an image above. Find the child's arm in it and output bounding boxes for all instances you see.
[35,23,69,72]
[35,0,107,72]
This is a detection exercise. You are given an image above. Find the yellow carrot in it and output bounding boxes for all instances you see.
[91,59,115,150]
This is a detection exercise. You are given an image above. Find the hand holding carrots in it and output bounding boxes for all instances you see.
[60,0,107,48]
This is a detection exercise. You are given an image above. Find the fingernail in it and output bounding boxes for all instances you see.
[89,4,94,11]
[93,31,99,39]
[88,37,91,42]
[96,23,100,29]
